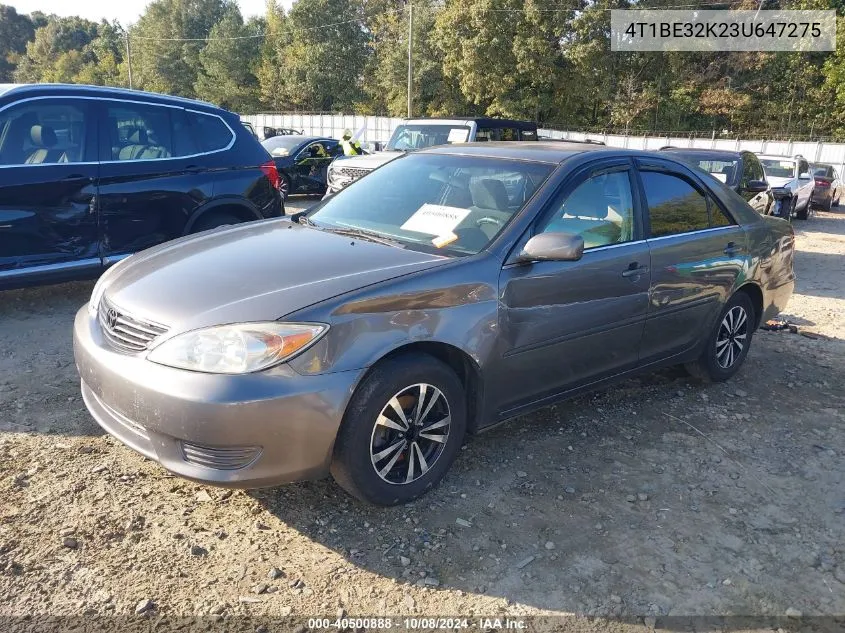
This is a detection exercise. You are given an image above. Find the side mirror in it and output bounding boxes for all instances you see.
[518,232,584,263]
[799,172,811,180]
[743,179,769,194]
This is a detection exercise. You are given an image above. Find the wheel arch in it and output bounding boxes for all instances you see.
[358,341,485,435]
[183,197,262,235]
[735,282,764,329]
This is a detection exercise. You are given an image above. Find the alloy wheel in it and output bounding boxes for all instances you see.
[369,384,451,485]
[716,306,749,369]
[279,177,290,199]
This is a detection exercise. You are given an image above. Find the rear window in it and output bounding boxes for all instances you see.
[187,111,234,153]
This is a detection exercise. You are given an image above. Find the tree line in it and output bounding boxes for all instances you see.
[2,0,845,139]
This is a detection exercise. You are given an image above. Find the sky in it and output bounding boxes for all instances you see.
[6,0,292,26]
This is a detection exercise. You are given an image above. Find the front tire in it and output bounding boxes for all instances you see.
[685,292,755,383]
[331,354,466,506]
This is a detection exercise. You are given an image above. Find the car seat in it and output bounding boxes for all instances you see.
[24,126,68,164]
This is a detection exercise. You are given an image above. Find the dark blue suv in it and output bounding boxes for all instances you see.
[0,83,284,289]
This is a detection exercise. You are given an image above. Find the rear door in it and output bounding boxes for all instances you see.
[95,100,215,260]
[0,96,99,281]
[636,160,746,362]
[495,158,651,411]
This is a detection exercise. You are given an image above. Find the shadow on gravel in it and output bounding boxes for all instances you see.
[251,354,845,615]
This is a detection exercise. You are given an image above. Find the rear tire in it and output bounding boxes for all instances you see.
[190,210,242,233]
[279,173,292,200]
[331,354,466,506]
[685,292,755,383]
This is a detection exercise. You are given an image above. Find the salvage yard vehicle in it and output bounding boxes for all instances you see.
[325,117,538,195]
[758,154,815,220]
[810,163,842,211]
[660,148,775,217]
[73,142,795,505]
[0,84,283,289]
[262,135,342,199]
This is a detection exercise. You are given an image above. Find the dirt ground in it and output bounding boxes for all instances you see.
[1,203,844,628]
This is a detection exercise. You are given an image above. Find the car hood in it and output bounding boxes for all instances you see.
[766,176,792,188]
[102,220,449,335]
[332,152,404,171]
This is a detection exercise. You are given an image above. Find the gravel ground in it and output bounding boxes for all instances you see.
[1,204,844,627]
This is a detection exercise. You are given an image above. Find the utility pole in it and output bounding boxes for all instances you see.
[125,33,133,89]
[407,2,413,118]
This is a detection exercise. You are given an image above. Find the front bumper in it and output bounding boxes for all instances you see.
[73,307,360,488]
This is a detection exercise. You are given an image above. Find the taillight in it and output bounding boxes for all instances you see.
[260,160,281,190]
[814,177,831,187]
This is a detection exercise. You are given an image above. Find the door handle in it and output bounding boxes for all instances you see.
[184,165,203,174]
[621,263,649,278]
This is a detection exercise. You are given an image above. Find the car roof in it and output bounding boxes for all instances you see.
[0,83,224,113]
[403,117,537,130]
[420,141,614,164]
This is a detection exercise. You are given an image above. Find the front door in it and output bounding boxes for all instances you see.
[636,162,747,362]
[291,140,338,194]
[495,161,650,413]
[0,97,99,281]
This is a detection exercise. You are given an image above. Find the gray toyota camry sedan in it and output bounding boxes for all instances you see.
[74,142,795,505]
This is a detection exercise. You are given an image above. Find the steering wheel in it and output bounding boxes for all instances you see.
[476,216,504,228]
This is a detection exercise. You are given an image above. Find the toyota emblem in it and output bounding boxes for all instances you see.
[106,308,118,329]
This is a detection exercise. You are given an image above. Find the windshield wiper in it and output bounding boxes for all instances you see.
[291,211,320,227]
[323,226,406,248]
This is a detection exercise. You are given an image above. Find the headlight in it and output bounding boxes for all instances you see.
[146,322,328,374]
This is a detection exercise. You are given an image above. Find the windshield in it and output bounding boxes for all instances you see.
[760,159,795,179]
[261,136,306,157]
[386,124,472,151]
[308,153,554,256]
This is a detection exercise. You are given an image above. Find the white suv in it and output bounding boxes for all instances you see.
[758,154,815,220]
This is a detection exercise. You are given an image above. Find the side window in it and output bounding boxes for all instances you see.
[641,171,709,237]
[107,104,174,161]
[539,170,636,249]
[520,129,538,141]
[476,127,519,142]
[798,159,809,177]
[187,111,234,153]
[740,158,755,189]
[0,99,90,165]
[172,109,199,157]
[710,203,735,228]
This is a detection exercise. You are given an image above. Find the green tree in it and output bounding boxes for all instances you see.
[0,5,35,82]
[13,15,123,86]
[275,0,369,112]
[128,0,235,97]
[257,0,288,109]
[195,7,263,111]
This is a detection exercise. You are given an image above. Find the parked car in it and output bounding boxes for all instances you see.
[262,126,302,140]
[262,135,342,199]
[810,163,842,210]
[758,154,814,220]
[0,83,284,290]
[324,117,539,195]
[660,148,775,216]
[241,120,258,139]
[74,143,795,505]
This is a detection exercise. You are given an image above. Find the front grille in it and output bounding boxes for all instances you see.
[98,297,168,353]
[181,442,261,471]
[338,167,371,179]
